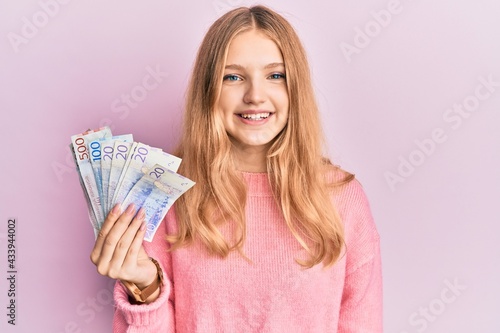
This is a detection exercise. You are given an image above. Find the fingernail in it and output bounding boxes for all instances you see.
[112,204,121,214]
[140,221,146,231]
[126,203,135,214]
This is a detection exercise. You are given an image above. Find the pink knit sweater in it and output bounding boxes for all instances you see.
[113,171,382,332]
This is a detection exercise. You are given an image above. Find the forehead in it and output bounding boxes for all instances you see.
[225,29,284,67]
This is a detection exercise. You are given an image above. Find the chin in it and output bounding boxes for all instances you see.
[232,137,273,150]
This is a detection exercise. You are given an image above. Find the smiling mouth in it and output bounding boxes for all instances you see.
[238,112,271,120]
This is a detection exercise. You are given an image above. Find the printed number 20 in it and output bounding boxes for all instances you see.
[149,167,165,179]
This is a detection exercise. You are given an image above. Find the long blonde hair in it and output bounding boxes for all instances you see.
[169,5,354,267]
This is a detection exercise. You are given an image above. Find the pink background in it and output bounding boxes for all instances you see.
[1,0,499,332]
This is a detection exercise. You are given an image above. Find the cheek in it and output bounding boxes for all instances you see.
[214,108,227,129]
[213,110,232,139]
[273,87,289,109]
[218,95,236,120]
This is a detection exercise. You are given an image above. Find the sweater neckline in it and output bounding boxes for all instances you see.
[240,171,274,197]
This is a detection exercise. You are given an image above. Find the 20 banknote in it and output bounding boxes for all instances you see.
[70,126,195,241]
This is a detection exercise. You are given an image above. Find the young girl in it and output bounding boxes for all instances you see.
[91,5,382,332]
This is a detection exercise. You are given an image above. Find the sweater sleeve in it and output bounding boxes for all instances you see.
[337,180,383,333]
[112,216,175,333]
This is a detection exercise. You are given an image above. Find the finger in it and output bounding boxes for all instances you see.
[108,208,146,276]
[123,215,148,270]
[97,203,138,266]
[90,203,122,264]
[122,220,156,286]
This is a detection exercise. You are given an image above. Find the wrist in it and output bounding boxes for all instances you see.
[135,260,159,289]
[121,258,164,304]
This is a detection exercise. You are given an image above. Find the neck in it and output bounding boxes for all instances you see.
[232,145,269,173]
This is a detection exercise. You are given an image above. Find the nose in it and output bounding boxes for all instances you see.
[243,79,266,105]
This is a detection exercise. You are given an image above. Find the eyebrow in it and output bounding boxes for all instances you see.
[224,62,285,70]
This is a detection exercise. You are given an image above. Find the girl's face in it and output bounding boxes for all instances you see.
[217,29,289,154]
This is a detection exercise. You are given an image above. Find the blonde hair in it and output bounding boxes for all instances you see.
[169,5,354,267]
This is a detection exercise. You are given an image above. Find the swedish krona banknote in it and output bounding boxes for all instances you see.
[89,134,134,215]
[71,127,112,233]
[99,134,134,215]
[71,127,194,241]
[111,143,182,211]
[121,164,194,241]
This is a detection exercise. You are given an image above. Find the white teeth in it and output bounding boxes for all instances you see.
[240,113,270,120]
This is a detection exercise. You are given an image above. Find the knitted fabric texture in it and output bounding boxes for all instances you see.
[113,171,382,333]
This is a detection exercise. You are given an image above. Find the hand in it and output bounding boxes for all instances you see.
[90,204,157,289]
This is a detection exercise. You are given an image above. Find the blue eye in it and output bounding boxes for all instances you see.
[269,73,286,80]
[223,74,240,81]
